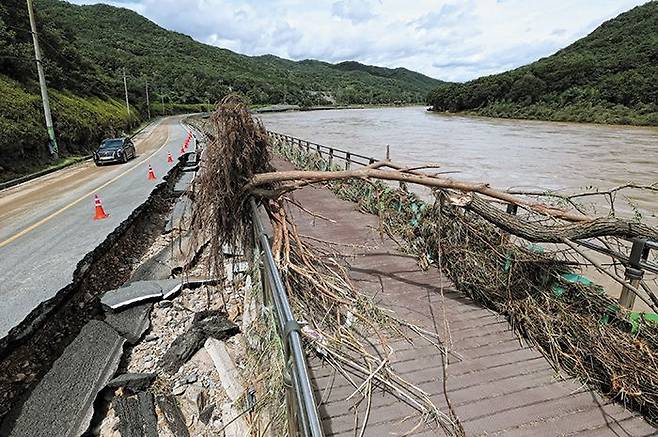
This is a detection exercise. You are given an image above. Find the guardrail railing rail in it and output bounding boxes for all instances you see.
[250,198,324,437]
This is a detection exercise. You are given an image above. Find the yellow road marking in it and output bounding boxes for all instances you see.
[0,124,172,249]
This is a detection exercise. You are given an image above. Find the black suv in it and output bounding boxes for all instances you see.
[93,137,136,165]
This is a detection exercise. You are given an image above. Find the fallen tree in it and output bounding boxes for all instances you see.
[190,96,658,433]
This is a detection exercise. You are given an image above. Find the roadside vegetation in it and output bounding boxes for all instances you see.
[0,75,134,181]
[428,2,658,126]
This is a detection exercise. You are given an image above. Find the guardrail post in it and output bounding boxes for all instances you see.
[345,153,351,170]
[619,238,648,309]
[305,140,310,152]
[328,148,334,168]
[316,143,321,156]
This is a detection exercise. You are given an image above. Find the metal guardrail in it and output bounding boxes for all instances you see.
[269,131,376,168]
[268,130,658,310]
[250,198,324,437]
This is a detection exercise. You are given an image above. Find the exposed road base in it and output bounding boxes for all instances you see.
[5,320,125,437]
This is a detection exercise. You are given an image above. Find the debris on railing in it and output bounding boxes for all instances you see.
[270,129,658,427]
[190,95,658,431]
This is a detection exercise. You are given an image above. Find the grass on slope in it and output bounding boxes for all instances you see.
[0,74,134,182]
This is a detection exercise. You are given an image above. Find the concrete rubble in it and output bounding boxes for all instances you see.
[92,272,252,437]
[158,310,239,373]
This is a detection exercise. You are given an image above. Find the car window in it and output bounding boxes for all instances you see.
[99,139,123,150]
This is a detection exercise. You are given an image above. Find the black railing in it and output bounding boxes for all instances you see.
[268,131,375,168]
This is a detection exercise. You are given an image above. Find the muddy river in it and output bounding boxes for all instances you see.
[260,106,658,221]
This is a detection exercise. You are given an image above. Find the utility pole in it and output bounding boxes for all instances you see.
[122,68,130,118]
[26,0,58,159]
[145,78,151,119]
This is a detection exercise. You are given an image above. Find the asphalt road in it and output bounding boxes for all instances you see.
[0,116,189,339]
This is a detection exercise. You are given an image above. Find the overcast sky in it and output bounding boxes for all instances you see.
[70,0,648,82]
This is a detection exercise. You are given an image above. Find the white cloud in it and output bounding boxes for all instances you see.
[331,0,379,24]
[69,0,650,81]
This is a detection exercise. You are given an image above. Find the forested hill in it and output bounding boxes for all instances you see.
[7,0,442,107]
[0,0,441,181]
[428,2,658,126]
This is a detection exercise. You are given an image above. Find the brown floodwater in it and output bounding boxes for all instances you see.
[260,106,658,221]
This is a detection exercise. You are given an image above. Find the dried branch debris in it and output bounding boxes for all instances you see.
[193,97,465,435]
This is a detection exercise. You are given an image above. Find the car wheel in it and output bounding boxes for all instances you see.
[122,154,128,163]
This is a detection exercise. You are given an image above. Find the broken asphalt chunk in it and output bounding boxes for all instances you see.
[104,303,152,344]
[8,320,125,437]
[174,172,195,193]
[158,310,238,374]
[114,392,158,437]
[101,281,163,311]
[155,278,183,300]
[164,195,192,234]
[107,372,156,393]
[156,395,190,437]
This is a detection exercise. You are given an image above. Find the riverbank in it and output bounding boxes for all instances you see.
[253,102,423,113]
[428,103,658,128]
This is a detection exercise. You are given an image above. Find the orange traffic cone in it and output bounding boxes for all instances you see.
[93,194,109,220]
[167,152,174,164]
[147,164,157,180]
